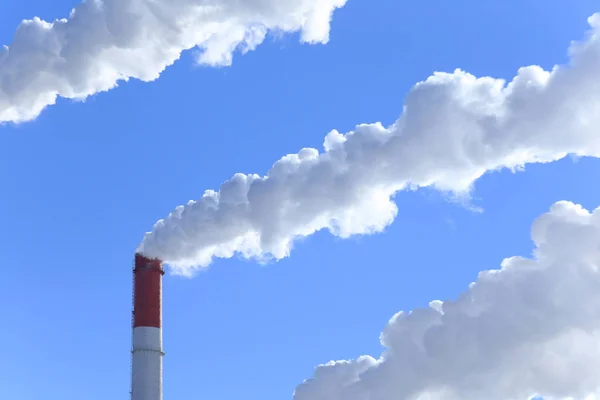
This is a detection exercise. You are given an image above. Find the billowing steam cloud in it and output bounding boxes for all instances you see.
[0,0,347,123]
[139,13,600,273]
[294,200,600,400]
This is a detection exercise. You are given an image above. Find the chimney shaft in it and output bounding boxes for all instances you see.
[131,253,164,400]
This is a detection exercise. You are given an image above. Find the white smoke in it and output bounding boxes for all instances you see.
[0,0,347,123]
[293,200,600,400]
[138,13,600,273]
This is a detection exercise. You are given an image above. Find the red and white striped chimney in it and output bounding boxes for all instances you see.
[131,253,164,400]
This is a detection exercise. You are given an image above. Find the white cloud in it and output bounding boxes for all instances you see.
[294,201,600,400]
[139,13,600,273]
[0,0,347,123]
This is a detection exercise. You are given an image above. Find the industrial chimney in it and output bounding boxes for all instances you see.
[131,253,165,400]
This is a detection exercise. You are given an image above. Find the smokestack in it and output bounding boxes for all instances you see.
[131,253,164,400]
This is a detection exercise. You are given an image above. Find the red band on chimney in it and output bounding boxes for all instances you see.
[133,253,164,328]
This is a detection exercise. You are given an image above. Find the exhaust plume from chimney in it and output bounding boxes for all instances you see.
[294,201,600,399]
[138,14,600,275]
[0,0,347,124]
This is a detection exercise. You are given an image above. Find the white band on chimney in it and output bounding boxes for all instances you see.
[131,326,163,400]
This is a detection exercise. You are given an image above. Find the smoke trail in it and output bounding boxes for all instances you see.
[0,0,347,124]
[138,13,600,274]
[294,200,600,400]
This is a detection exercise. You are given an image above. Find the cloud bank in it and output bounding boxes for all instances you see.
[139,13,600,273]
[294,200,600,400]
[0,0,347,123]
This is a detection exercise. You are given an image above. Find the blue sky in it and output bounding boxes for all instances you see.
[1,0,600,399]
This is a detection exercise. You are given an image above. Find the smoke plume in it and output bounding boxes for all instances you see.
[138,13,600,273]
[294,200,600,400]
[0,0,347,123]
